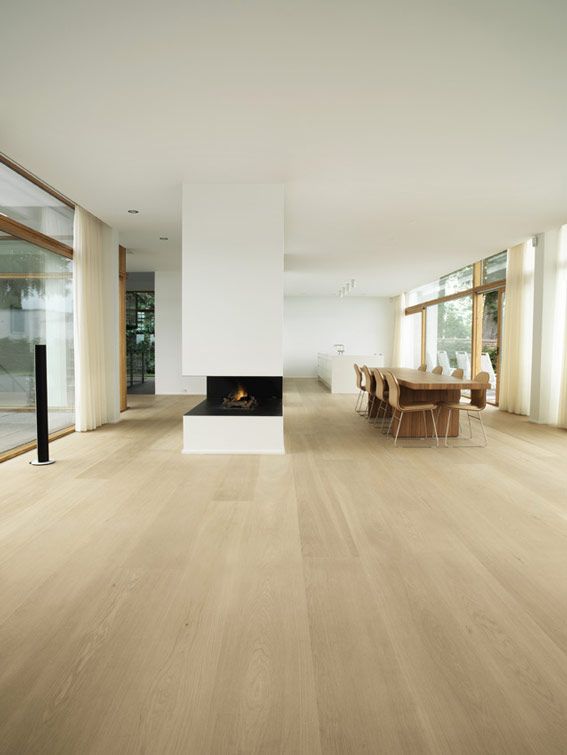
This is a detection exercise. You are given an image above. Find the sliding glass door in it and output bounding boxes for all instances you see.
[0,234,74,454]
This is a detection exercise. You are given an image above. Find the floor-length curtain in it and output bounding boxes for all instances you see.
[499,241,535,415]
[553,228,567,427]
[391,293,406,367]
[73,206,118,431]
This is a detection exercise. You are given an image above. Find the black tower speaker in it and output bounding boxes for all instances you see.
[30,344,55,466]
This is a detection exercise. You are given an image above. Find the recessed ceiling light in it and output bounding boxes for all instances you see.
[127,209,139,214]
[159,236,168,241]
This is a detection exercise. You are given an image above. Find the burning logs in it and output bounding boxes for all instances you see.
[222,384,258,410]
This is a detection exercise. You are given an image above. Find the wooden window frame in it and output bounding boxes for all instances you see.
[405,260,506,406]
[0,153,75,210]
[0,216,73,259]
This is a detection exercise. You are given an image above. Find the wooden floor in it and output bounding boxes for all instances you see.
[1,379,567,754]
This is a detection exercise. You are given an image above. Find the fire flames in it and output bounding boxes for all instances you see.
[233,384,248,401]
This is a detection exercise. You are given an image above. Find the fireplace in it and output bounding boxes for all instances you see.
[185,376,283,417]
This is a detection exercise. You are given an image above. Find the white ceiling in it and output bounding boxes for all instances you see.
[2,0,567,296]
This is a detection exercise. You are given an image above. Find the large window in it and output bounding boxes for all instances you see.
[405,253,507,405]
[409,264,474,305]
[482,251,507,285]
[0,234,74,454]
[0,162,74,246]
[426,296,473,376]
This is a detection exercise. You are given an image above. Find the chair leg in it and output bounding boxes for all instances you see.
[467,411,473,439]
[384,406,394,435]
[445,408,452,447]
[430,409,439,447]
[393,410,404,446]
[422,411,427,441]
[476,411,488,446]
[355,390,362,412]
[367,395,375,420]
[386,408,396,437]
[372,400,384,425]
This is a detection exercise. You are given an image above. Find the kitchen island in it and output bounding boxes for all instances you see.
[317,353,384,394]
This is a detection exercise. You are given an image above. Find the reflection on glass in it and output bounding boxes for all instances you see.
[0,234,74,454]
[426,296,473,377]
[482,250,507,285]
[0,163,74,245]
[411,265,473,304]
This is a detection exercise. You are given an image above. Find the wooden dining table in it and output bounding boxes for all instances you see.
[371,367,488,438]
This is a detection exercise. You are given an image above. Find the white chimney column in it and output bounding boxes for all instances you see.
[181,184,284,454]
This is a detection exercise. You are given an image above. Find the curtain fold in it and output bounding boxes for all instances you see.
[391,293,406,367]
[499,241,535,415]
[73,206,119,431]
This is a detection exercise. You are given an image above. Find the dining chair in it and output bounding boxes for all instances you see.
[371,368,389,428]
[417,363,427,371]
[432,366,443,374]
[451,368,464,379]
[361,365,376,419]
[383,371,439,447]
[441,371,490,447]
[353,364,366,414]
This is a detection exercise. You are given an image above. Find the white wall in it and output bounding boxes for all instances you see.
[182,184,284,376]
[155,271,205,395]
[284,296,394,377]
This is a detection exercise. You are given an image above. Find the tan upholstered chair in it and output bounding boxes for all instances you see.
[383,371,439,447]
[451,368,464,379]
[353,364,366,414]
[361,365,376,419]
[371,368,389,427]
[432,366,443,374]
[417,363,427,372]
[441,371,490,446]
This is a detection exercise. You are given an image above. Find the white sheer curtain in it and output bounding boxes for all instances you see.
[391,293,406,367]
[546,226,567,427]
[499,241,535,415]
[73,206,120,431]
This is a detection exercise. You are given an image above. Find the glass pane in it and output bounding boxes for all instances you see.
[426,296,473,377]
[0,234,74,454]
[0,163,74,246]
[482,250,507,285]
[481,290,499,403]
[405,311,423,368]
[409,265,474,304]
[126,291,155,392]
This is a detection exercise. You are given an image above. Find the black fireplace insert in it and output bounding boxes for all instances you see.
[185,376,283,417]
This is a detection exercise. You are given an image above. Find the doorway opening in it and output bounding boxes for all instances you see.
[126,284,155,395]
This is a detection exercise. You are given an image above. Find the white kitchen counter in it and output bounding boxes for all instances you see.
[317,353,384,394]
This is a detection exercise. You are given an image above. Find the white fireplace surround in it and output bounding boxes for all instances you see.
[182,415,284,455]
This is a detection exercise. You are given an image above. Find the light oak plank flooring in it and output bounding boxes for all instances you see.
[1,379,567,754]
